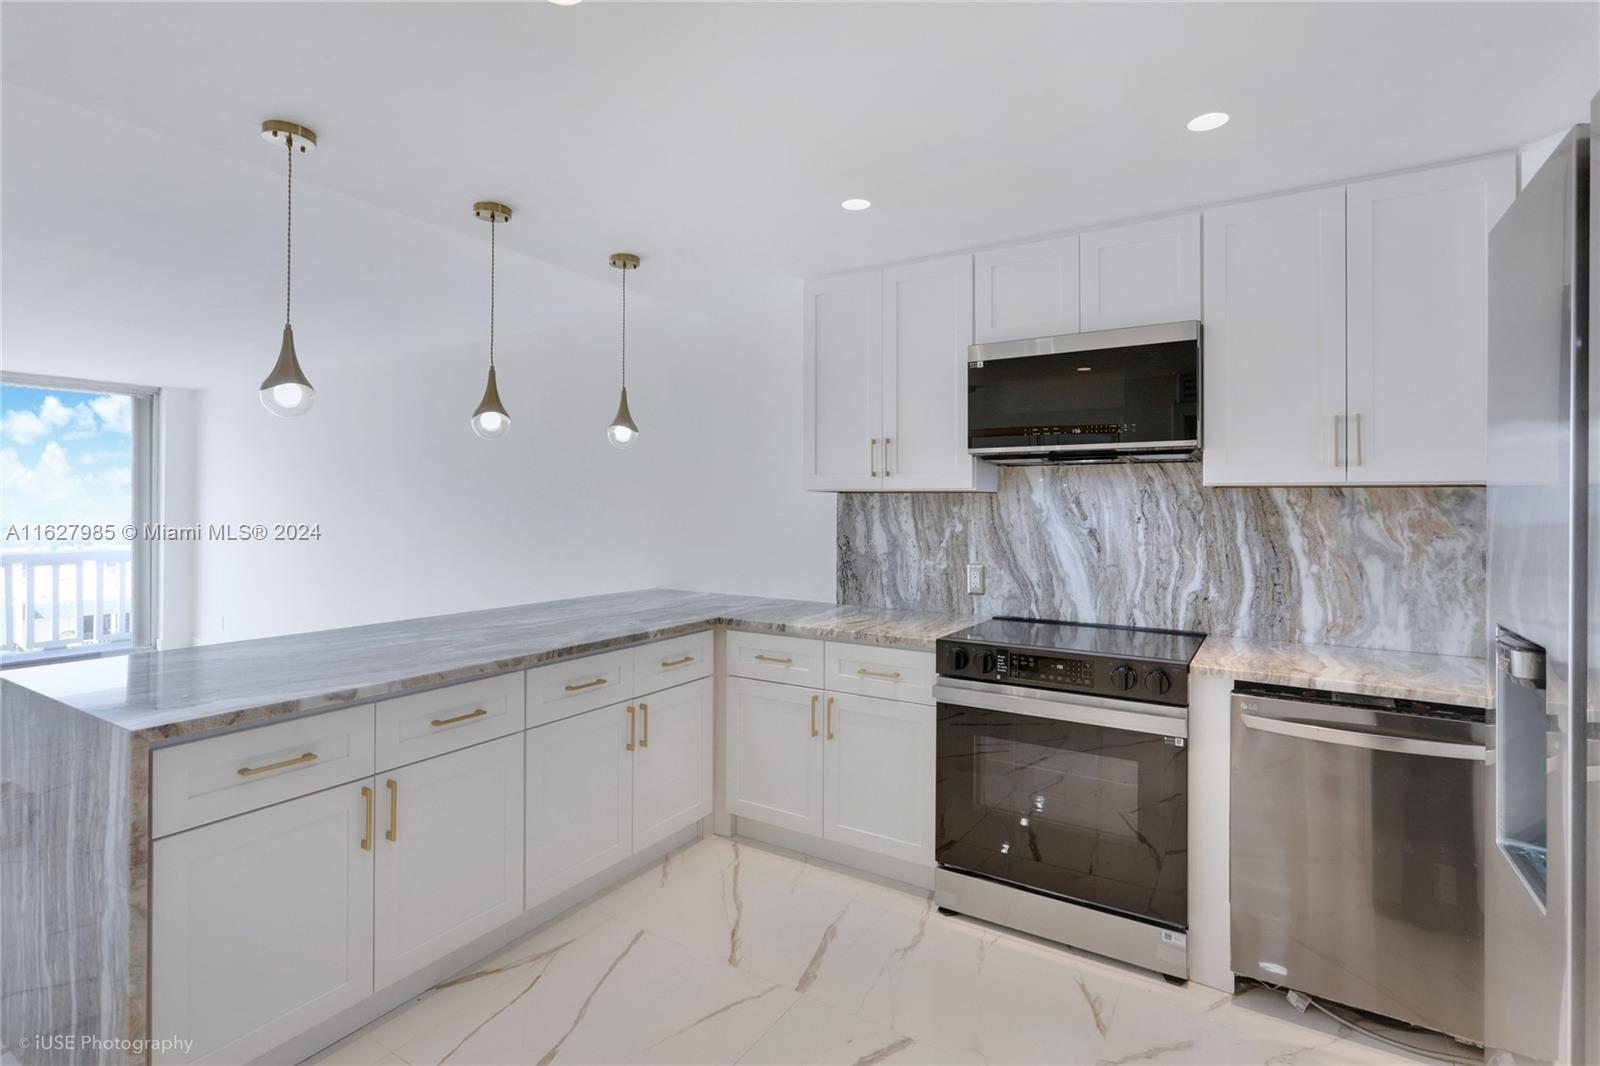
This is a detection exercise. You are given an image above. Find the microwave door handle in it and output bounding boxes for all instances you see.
[1238,713,1485,761]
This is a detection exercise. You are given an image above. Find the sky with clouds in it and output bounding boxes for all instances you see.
[1,384,133,533]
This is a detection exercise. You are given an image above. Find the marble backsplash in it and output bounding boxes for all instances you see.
[837,464,1487,658]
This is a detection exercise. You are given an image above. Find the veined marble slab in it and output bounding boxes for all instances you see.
[838,463,1487,658]
[1192,635,1491,707]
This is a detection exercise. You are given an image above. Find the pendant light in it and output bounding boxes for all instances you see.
[606,252,640,449]
[259,120,317,417]
[470,202,513,439]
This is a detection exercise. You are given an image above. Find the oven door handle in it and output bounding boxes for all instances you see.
[933,682,1186,739]
[1239,713,1486,762]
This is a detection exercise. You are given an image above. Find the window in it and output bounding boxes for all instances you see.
[1,374,158,666]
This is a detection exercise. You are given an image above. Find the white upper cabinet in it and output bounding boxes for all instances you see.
[1203,187,1348,485]
[805,258,995,492]
[1079,214,1201,332]
[973,234,1080,343]
[803,269,883,491]
[1345,156,1515,484]
[882,255,985,490]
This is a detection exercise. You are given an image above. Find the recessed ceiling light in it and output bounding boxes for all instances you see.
[548,0,582,6]
[1186,112,1230,132]
[841,198,872,211]
[1077,366,1092,372]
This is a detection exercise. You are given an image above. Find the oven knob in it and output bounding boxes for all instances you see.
[950,647,970,671]
[980,651,998,675]
[1110,664,1137,690]
[1145,669,1172,696]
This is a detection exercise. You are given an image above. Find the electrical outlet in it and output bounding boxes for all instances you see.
[966,564,985,595]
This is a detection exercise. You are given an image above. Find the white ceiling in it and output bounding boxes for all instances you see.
[3,1,1597,386]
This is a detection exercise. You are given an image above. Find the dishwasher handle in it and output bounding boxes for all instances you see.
[1239,713,1487,762]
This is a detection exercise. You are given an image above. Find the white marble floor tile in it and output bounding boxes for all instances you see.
[299,837,1450,1066]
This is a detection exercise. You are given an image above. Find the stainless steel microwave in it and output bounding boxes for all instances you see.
[966,320,1201,465]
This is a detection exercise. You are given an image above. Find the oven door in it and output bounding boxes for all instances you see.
[933,680,1188,930]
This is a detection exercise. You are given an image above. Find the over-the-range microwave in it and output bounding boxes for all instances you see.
[967,320,1201,465]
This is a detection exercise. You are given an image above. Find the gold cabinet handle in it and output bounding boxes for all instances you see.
[660,655,695,668]
[883,436,892,477]
[1354,412,1364,466]
[810,694,819,738]
[360,786,373,851]
[385,778,398,842]
[1333,414,1342,467]
[857,667,902,680]
[754,654,793,665]
[626,705,636,751]
[237,751,317,777]
[565,677,609,692]
[870,437,879,478]
[826,696,835,741]
[431,707,488,728]
[640,702,649,748]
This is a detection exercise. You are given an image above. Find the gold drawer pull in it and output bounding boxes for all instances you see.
[810,694,819,738]
[237,751,317,777]
[640,702,650,748]
[626,705,637,751]
[386,779,398,842]
[857,668,902,680]
[360,786,373,851]
[754,654,793,665]
[660,655,695,668]
[431,707,488,728]
[565,677,609,692]
[826,696,835,741]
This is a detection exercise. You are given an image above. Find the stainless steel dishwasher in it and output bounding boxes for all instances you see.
[1230,684,1487,1043]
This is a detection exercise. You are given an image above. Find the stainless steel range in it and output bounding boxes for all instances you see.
[933,617,1204,979]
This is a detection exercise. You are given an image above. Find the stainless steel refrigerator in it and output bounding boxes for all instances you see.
[1486,99,1598,1065]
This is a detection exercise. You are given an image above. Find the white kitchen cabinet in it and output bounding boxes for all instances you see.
[151,781,374,1065]
[524,702,633,909]
[805,259,995,492]
[973,234,1080,343]
[373,734,524,989]
[1345,155,1515,484]
[882,255,990,490]
[726,676,825,835]
[631,677,714,850]
[822,691,936,866]
[803,269,883,491]
[1079,214,1201,332]
[1202,187,1348,485]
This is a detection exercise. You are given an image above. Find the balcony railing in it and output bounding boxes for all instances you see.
[1,547,134,660]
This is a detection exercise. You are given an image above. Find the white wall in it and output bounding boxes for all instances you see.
[189,284,836,644]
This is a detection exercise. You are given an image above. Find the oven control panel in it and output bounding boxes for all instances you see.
[936,639,1189,707]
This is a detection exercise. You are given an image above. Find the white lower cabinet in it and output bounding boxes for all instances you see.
[525,702,634,909]
[726,676,825,835]
[726,669,935,867]
[374,733,525,989]
[823,692,936,866]
[151,781,374,1065]
[632,677,714,850]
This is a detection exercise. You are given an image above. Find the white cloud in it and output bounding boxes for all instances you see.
[3,393,107,444]
[1,442,131,527]
[90,394,132,434]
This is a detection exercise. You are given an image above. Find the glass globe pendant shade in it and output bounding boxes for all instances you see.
[471,364,511,440]
[607,386,639,449]
[259,325,316,417]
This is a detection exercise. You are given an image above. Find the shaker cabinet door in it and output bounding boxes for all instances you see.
[1079,214,1201,332]
[151,782,375,1065]
[373,734,524,989]
[804,269,884,491]
[525,703,633,909]
[1203,187,1348,485]
[726,676,825,835]
[822,691,935,866]
[974,235,1080,343]
[632,677,714,851]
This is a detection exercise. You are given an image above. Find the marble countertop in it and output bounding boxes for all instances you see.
[1,588,979,737]
[1191,636,1490,708]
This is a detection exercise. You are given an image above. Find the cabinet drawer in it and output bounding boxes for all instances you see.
[726,631,824,686]
[527,648,634,728]
[151,703,376,839]
[633,631,713,695]
[823,643,936,705]
[376,672,525,772]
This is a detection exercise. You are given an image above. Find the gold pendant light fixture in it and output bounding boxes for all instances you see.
[259,120,318,417]
[470,201,514,439]
[606,252,641,449]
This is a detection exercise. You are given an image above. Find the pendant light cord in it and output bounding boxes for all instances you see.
[285,136,293,328]
[489,216,496,369]
[620,264,627,389]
